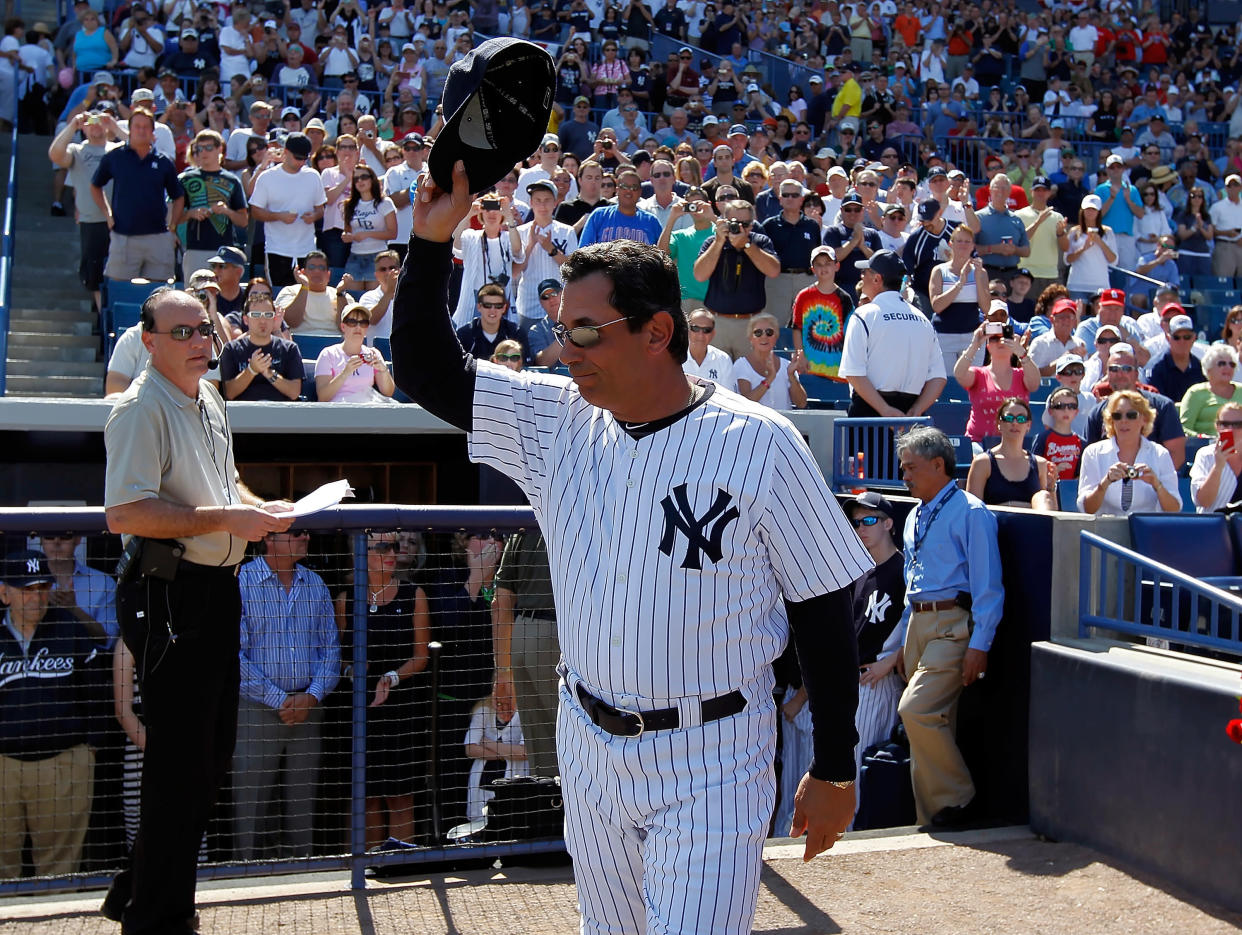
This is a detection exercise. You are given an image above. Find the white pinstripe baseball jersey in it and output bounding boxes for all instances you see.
[469,362,875,703]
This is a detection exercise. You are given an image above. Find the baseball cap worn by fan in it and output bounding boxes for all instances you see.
[284,133,313,160]
[855,249,906,279]
[918,199,941,221]
[2,551,54,588]
[1099,288,1125,308]
[428,37,555,194]
[844,491,894,519]
[538,278,562,298]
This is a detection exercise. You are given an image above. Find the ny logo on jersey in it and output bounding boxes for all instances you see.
[657,484,740,570]
[865,590,892,625]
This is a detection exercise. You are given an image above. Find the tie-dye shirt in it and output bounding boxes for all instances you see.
[791,283,855,379]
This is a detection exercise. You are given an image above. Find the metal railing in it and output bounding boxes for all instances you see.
[0,504,562,897]
[1078,530,1242,657]
[0,95,16,396]
[830,417,930,492]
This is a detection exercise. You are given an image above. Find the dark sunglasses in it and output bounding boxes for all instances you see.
[493,353,523,362]
[651,171,673,178]
[1060,368,1085,377]
[42,533,77,541]
[752,328,776,337]
[551,315,628,348]
[149,322,214,340]
[999,413,1030,424]
[1097,337,1119,345]
[1171,334,1195,341]
[1109,409,1142,421]
[341,317,370,327]
[480,301,508,309]
[851,515,881,528]
[1108,364,1135,373]
[368,541,398,553]
[689,324,715,333]
[1049,402,1079,411]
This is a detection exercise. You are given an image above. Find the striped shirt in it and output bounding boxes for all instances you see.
[238,558,341,709]
[468,364,874,703]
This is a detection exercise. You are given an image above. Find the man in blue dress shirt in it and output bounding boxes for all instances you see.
[893,426,1003,828]
[232,529,340,860]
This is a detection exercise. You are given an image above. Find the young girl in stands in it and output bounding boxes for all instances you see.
[1032,385,1086,483]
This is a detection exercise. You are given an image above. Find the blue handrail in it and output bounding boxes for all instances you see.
[1078,530,1242,657]
[830,416,930,492]
[0,97,16,396]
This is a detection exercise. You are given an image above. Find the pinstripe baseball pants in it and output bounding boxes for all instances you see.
[556,676,777,935]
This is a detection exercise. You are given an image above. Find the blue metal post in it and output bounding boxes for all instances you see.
[349,532,369,890]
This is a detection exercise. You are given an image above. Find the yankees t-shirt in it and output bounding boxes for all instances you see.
[851,551,905,666]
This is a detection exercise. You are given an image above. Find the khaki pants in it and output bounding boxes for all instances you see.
[766,272,813,328]
[182,249,220,283]
[1213,241,1242,278]
[0,744,95,878]
[708,314,754,360]
[513,613,560,778]
[104,230,176,282]
[898,606,974,825]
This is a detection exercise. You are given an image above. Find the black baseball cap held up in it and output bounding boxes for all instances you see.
[428,37,556,195]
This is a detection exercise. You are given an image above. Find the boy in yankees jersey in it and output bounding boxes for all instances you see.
[392,160,874,935]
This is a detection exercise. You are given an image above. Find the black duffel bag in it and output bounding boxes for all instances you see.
[480,776,565,841]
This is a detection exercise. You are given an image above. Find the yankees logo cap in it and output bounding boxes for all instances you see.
[845,491,894,519]
[2,550,54,588]
[428,37,556,195]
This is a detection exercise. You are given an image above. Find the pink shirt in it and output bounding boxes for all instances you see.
[965,364,1030,442]
[314,343,382,402]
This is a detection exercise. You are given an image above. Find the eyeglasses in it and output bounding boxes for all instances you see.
[1171,334,1195,341]
[850,515,881,528]
[196,142,218,151]
[368,541,398,553]
[480,301,507,310]
[841,205,862,212]
[1108,364,1136,372]
[651,171,673,178]
[247,309,276,318]
[1217,361,1238,368]
[493,353,523,362]
[999,413,1030,424]
[617,183,642,191]
[1060,368,1085,377]
[1098,337,1119,345]
[342,317,370,327]
[353,174,373,181]
[337,143,358,150]
[780,192,803,198]
[148,322,214,340]
[551,315,629,348]
[688,324,715,333]
[680,54,693,60]
[1109,409,1141,421]
[752,328,776,337]
[1049,402,1079,410]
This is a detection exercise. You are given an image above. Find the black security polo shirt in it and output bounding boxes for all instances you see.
[699,229,775,317]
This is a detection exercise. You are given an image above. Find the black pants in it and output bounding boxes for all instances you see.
[113,563,241,935]
[847,390,920,418]
[265,253,310,289]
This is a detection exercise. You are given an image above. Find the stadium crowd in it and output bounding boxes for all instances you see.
[5,0,1242,884]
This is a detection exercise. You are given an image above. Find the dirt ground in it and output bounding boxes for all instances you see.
[2,829,1239,935]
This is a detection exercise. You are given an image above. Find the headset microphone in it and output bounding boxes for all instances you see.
[207,330,224,370]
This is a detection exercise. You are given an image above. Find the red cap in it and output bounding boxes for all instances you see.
[1050,298,1078,317]
[1099,288,1126,307]
[1160,301,1187,318]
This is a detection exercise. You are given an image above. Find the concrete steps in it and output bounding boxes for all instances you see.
[5,132,106,397]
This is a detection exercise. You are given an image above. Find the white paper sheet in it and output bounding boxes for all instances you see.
[288,479,355,518]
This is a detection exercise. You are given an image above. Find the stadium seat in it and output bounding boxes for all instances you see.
[942,376,969,402]
[292,333,337,363]
[102,278,169,355]
[947,434,972,478]
[800,373,850,404]
[1189,275,1235,292]
[777,327,795,352]
[1128,512,1236,634]
[1056,479,1078,512]
[927,401,969,435]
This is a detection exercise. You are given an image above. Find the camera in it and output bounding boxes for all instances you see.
[687,203,701,214]
[480,198,500,210]
[1124,465,1141,479]
[728,220,742,235]
[489,272,511,288]
[601,139,614,150]
[1001,324,1014,340]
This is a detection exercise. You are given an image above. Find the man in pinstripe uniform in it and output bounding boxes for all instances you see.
[392,160,874,935]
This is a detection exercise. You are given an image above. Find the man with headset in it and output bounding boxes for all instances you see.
[102,287,293,935]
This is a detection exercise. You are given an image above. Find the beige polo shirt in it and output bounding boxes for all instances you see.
[104,365,247,567]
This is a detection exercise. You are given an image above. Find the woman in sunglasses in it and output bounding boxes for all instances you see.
[314,303,395,402]
[1219,305,1242,355]
[733,312,808,410]
[1190,402,1242,511]
[342,164,397,290]
[490,338,524,373]
[966,398,1055,510]
[1179,344,1242,437]
[1078,390,1181,514]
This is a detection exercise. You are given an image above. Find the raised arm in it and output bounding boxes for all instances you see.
[390,160,478,432]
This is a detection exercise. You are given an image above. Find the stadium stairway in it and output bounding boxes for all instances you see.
[3,132,104,397]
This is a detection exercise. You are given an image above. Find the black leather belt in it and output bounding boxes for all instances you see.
[575,684,746,737]
[782,267,811,274]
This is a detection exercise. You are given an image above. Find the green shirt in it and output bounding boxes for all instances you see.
[494,530,555,620]
[1179,381,1242,437]
[668,225,713,302]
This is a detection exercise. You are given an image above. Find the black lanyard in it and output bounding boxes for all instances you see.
[480,232,511,283]
[912,485,958,562]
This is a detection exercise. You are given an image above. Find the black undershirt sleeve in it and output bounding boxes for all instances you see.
[784,586,860,783]
[390,236,477,433]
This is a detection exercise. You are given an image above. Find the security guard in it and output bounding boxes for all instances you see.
[102,288,293,935]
